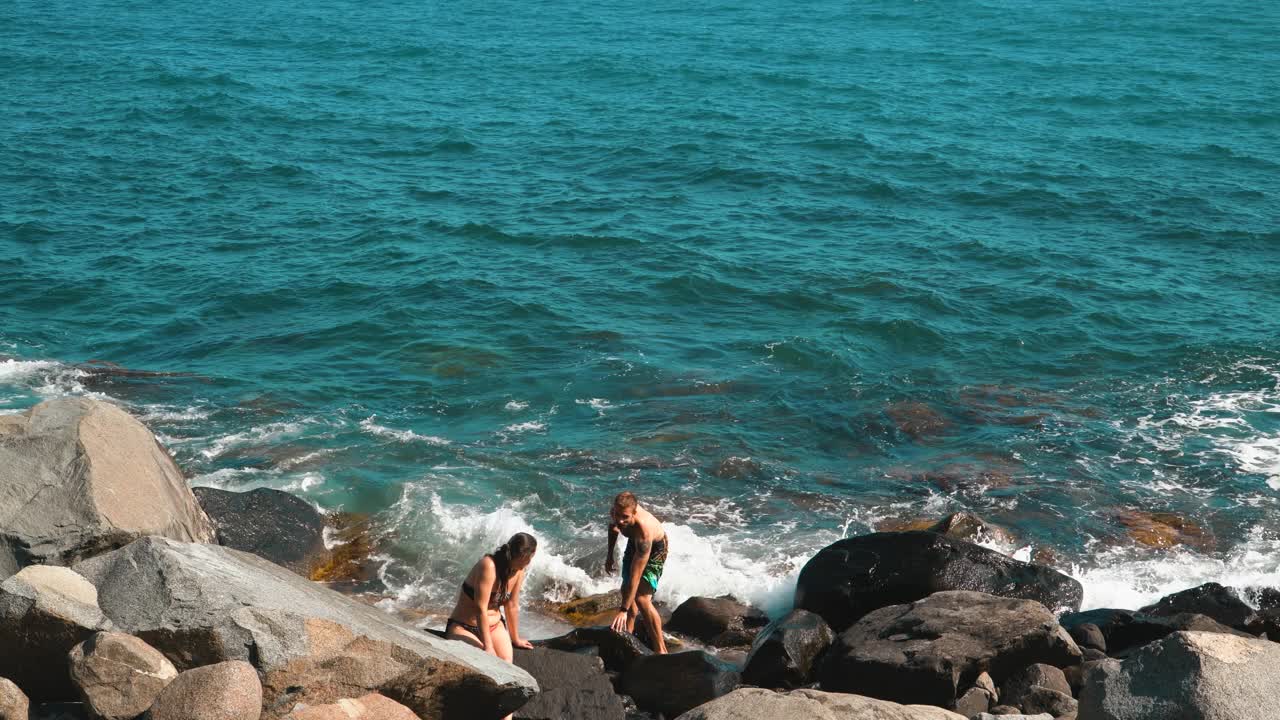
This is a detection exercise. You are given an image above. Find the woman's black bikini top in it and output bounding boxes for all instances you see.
[462,578,513,610]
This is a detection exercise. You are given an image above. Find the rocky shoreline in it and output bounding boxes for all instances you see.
[3,397,1277,720]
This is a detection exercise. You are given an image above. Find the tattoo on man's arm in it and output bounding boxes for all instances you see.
[634,538,652,557]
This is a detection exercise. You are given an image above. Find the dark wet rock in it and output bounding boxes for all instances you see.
[668,596,769,647]
[885,401,950,440]
[1114,510,1214,552]
[28,703,89,720]
[999,664,1071,708]
[553,591,626,627]
[148,661,261,720]
[0,679,28,720]
[741,609,834,689]
[513,647,624,720]
[73,537,537,715]
[621,650,740,718]
[794,531,1083,631]
[1079,631,1280,720]
[193,487,327,576]
[875,512,1017,547]
[1244,608,1280,639]
[306,512,379,589]
[711,456,764,480]
[1068,623,1106,653]
[1242,586,1280,610]
[0,566,112,701]
[819,591,1080,708]
[535,627,653,674]
[1060,609,1251,657]
[0,397,215,576]
[1137,582,1256,629]
[69,631,177,720]
[675,687,966,719]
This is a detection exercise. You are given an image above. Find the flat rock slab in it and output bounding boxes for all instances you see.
[535,626,652,673]
[623,650,740,719]
[794,532,1083,631]
[820,590,1080,708]
[674,687,966,719]
[0,397,214,576]
[1079,631,1280,720]
[514,647,624,720]
[193,487,327,576]
[73,537,537,716]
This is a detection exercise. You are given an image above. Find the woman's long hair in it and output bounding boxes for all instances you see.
[491,532,537,594]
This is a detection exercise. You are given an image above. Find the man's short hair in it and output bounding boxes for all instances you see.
[613,491,638,511]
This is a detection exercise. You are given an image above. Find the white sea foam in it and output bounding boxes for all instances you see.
[281,472,324,493]
[138,405,212,423]
[504,400,529,412]
[501,421,546,434]
[1072,527,1280,610]
[359,415,451,445]
[199,420,315,460]
[0,359,59,381]
[574,398,614,415]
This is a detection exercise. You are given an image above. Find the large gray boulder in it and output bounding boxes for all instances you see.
[820,591,1080,709]
[1078,631,1280,720]
[795,532,1083,631]
[674,687,966,719]
[73,537,537,718]
[69,631,177,720]
[0,565,112,700]
[0,397,215,576]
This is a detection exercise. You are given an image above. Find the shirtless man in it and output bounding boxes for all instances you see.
[605,491,669,653]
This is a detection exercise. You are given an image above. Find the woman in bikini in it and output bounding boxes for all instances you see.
[445,532,537,667]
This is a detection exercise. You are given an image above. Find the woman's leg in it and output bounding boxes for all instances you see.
[490,620,516,720]
[491,618,514,662]
[445,621,484,650]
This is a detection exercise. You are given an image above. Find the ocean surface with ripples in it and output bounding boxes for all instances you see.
[3,0,1279,624]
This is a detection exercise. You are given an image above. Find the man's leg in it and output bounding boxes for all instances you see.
[635,592,667,654]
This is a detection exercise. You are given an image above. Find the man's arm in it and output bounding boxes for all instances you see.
[605,523,620,574]
[610,535,651,632]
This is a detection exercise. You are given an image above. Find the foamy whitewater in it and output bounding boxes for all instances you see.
[4,0,1279,632]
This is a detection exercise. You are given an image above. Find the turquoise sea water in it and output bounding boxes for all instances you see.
[3,0,1279,619]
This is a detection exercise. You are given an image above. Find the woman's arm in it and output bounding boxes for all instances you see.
[473,559,498,654]
[506,569,533,649]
